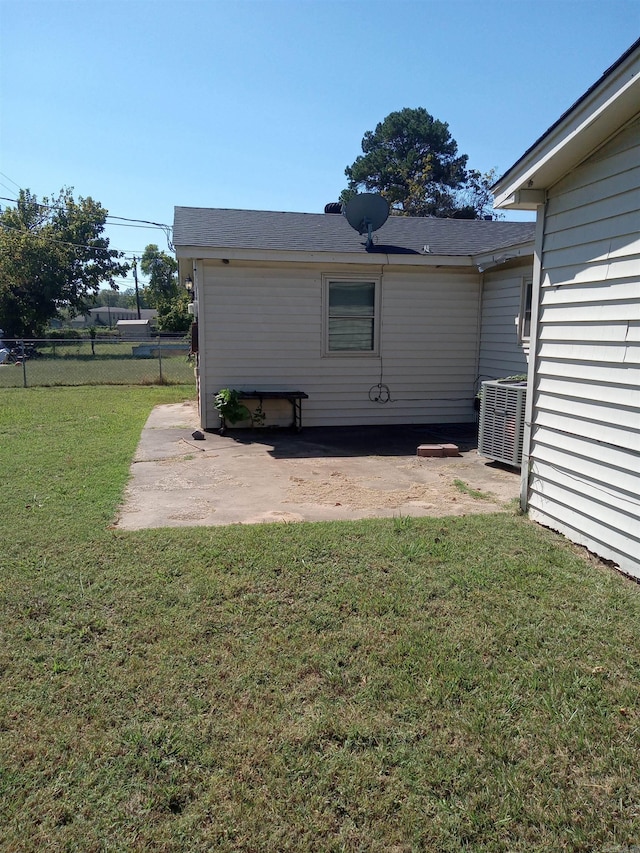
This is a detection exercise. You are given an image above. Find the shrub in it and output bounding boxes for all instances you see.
[46,328,81,340]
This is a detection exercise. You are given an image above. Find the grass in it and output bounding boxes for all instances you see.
[1,387,639,852]
[0,342,194,388]
[453,478,492,500]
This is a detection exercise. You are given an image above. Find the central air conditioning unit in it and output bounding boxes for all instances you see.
[478,380,527,467]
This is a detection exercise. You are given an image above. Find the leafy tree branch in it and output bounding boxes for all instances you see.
[0,188,128,336]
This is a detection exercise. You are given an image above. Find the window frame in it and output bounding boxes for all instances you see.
[322,275,381,357]
[519,276,533,342]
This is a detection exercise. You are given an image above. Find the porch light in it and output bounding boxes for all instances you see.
[184,275,194,293]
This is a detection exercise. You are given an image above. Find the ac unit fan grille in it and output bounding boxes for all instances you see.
[478,381,527,467]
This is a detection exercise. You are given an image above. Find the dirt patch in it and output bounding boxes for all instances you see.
[286,469,489,511]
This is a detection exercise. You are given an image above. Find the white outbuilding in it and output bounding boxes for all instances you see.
[116,319,152,340]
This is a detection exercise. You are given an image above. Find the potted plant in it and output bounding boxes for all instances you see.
[214,388,251,427]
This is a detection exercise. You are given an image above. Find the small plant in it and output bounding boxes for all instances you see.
[453,478,491,500]
[397,539,426,562]
[213,388,251,425]
[251,403,266,427]
[392,514,414,533]
[476,373,527,408]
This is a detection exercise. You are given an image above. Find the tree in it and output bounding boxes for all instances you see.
[140,244,190,332]
[91,287,148,310]
[341,107,499,219]
[121,287,149,311]
[454,168,500,221]
[0,188,129,336]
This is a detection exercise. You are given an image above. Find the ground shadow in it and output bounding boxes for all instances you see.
[206,422,482,460]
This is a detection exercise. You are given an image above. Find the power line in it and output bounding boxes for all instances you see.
[0,172,22,190]
[0,217,168,259]
[0,195,174,251]
[0,221,135,263]
[0,195,170,227]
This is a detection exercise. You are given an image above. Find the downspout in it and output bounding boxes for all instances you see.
[371,257,389,401]
[520,201,547,511]
[474,269,485,407]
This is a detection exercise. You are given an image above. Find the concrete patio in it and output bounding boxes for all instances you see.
[116,401,521,529]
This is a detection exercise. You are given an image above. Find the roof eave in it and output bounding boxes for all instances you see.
[174,245,478,266]
[493,40,640,209]
[473,239,535,271]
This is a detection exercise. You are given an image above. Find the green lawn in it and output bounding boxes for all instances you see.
[0,342,194,387]
[1,387,638,852]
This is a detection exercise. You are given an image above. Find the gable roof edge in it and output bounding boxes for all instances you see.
[493,38,640,209]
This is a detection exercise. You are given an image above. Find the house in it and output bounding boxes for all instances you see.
[173,206,534,431]
[492,38,640,579]
[70,307,158,329]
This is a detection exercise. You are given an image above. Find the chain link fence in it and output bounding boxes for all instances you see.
[0,336,196,388]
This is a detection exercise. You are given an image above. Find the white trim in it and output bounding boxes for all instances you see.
[175,245,477,267]
[494,44,640,208]
[473,240,535,272]
[520,205,547,511]
[322,274,381,358]
[193,260,206,427]
[518,275,533,343]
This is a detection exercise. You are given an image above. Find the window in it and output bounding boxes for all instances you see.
[324,278,379,355]
[520,278,533,341]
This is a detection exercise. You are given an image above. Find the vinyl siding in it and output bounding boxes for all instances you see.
[199,261,481,428]
[478,263,531,383]
[527,116,640,579]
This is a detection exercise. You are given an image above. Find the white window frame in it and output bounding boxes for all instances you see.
[322,275,381,357]
[519,276,533,342]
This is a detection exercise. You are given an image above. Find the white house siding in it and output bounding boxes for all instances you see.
[199,260,481,429]
[478,262,531,385]
[527,117,640,578]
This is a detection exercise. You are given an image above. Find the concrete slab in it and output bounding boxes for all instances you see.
[115,401,521,529]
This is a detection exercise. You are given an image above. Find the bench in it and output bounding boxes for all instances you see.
[220,390,309,433]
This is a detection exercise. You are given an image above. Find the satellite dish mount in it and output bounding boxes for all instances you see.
[343,194,390,249]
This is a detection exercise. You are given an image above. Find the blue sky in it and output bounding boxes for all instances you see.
[0,0,638,288]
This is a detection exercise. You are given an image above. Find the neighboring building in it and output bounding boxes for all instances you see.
[115,319,152,339]
[174,206,534,430]
[70,307,158,328]
[493,38,640,579]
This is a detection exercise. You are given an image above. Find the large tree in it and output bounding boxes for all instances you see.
[341,107,497,219]
[140,244,190,333]
[0,188,129,336]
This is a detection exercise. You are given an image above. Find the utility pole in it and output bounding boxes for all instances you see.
[132,257,141,319]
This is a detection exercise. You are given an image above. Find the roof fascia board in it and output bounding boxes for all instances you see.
[473,239,535,271]
[499,190,546,210]
[493,44,640,209]
[174,246,476,267]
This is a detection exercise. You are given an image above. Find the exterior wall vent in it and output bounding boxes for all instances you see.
[478,380,527,467]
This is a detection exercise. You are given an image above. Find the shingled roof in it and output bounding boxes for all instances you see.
[173,207,535,257]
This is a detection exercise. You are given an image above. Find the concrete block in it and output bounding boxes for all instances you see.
[417,444,445,457]
[441,444,460,457]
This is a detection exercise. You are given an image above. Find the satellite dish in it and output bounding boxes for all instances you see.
[343,193,390,248]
